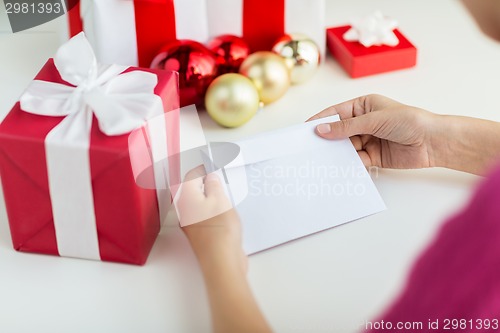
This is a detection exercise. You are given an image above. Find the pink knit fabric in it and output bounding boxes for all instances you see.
[367,165,500,332]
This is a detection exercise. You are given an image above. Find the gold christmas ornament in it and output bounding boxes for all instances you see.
[205,73,260,128]
[239,51,290,104]
[272,33,320,84]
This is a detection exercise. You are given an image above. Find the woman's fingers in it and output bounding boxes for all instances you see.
[307,97,362,122]
[358,151,373,167]
[315,112,380,140]
[204,173,226,199]
[307,94,387,122]
[184,165,207,182]
[350,136,363,151]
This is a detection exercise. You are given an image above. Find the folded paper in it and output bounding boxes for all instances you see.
[192,115,386,254]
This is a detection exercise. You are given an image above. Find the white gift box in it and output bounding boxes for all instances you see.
[66,0,210,67]
[206,0,326,58]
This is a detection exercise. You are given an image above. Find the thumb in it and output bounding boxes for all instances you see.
[315,114,376,139]
[204,172,227,199]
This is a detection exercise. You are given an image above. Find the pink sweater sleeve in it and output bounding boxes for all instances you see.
[366,165,500,332]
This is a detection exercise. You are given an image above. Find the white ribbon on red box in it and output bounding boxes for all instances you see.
[19,32,169,260]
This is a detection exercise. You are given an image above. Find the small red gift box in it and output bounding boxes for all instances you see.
[327,25,417,78]
[0,35,180,265]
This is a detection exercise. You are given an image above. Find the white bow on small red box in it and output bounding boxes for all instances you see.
[343,11,400,48]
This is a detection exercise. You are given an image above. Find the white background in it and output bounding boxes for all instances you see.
[1,1,499,332]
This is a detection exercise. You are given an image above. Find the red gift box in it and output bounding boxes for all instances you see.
[0,59,180,265]
[327,25,417,78]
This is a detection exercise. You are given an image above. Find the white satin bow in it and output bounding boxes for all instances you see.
[343,11,399,48]
[20,32,161,137]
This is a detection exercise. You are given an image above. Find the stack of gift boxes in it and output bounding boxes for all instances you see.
[69,0,327,67]
[0,0,417,265]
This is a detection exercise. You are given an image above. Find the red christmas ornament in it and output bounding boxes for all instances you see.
[151,40,218,106]
[207,35,251,75]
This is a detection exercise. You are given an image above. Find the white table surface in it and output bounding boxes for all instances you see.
[1,1,499,332]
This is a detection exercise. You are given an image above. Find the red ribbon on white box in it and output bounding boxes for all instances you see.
[206,0,326,57]
[68,0,325,66]
[19,33,170,260]
[78,0,209,67]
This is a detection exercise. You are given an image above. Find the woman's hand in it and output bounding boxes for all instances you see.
[309,94,439,169]
[177,166,272,333]
[309,94,500,175]
[178,166,246,275]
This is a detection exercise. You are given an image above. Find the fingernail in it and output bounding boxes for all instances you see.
[316,123,331,134]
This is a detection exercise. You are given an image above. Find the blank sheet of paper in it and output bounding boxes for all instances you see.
[218,115,386,254]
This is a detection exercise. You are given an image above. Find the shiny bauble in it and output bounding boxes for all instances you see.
[239,51,290,105]
[150,40,218,106]
[272,33,320,84]
[205,73,260,128]
[207,34,251,75]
